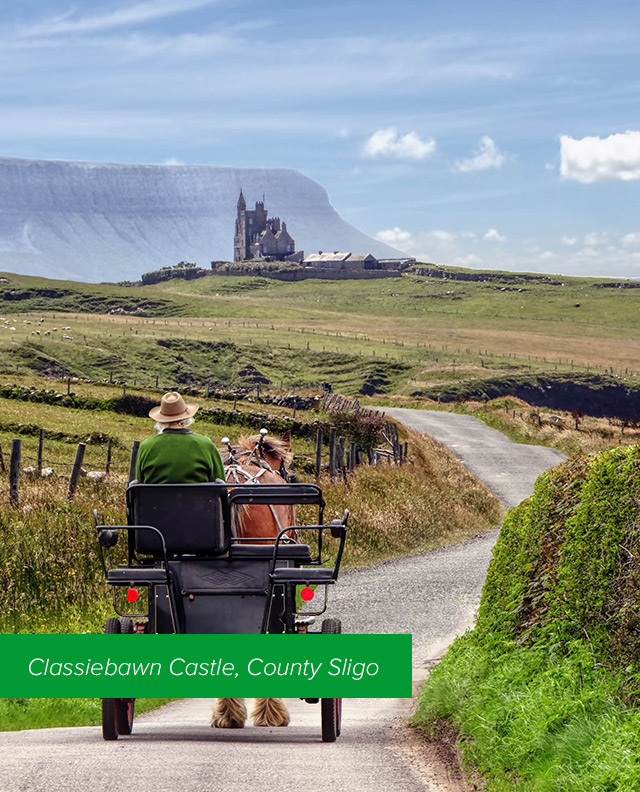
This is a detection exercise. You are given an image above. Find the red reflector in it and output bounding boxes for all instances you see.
[300,586,314,601]
[126,588,139,603]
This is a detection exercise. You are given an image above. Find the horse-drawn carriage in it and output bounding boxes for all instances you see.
[95,432,349,743]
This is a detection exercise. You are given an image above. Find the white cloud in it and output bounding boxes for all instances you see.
[363,127,436,160]
[561,236,577,246]
[621,233,640,248]
[21,0,221,37]
[584,231,608,246]
[454,136,506,172]
[484,228,507,242]
[374,227,456,260]
[560,131,640,183]
[426,230,456,246]
[374,227,413,246]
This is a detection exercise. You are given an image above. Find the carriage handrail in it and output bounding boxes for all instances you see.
[97,523,172,578]
[269,509,349,580]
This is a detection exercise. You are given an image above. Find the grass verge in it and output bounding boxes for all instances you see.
[0,698,174,732]
[412,446,640,790]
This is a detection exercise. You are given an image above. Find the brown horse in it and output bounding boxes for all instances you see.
[210,431,295,730]
[224,430,296,541]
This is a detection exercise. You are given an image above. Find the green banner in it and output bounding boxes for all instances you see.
[0,634,412,698]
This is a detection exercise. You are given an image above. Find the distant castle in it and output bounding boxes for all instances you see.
[233,191,302,262]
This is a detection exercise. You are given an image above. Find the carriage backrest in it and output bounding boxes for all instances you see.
[126,483,231,557]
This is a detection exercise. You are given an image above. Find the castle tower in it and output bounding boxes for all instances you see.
[233,191,296,262]
[234,190,248,261]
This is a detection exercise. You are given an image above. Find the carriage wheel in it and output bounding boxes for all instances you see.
[321,618,342,742]
[101,618,121,741]
[116,618,135,734]
[116,699,135,735]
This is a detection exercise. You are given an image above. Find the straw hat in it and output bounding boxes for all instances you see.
[148,392,199,423]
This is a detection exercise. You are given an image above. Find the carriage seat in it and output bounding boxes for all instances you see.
[230,543,312,564]
[126,483,231,557]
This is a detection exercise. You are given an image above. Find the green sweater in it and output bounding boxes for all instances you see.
[135,430,225,484]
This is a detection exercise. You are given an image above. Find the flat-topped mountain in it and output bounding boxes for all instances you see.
[0,157,402,283]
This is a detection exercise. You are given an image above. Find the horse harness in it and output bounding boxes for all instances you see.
[224,444,297,539]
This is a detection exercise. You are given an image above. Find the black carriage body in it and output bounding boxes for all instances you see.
[98,482,346,636]
[96,480,348,743]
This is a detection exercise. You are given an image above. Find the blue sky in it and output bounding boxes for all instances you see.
[2,0,640,276]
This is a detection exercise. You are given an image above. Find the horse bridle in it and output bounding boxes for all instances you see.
[222,432,297,539]
[222,431,296,483]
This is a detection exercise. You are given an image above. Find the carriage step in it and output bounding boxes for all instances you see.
[107,568,169,583]
[271,568,335,583]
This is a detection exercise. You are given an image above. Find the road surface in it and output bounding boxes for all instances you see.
[0,409,565,792]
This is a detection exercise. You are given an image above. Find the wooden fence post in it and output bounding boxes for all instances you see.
[348,442,357,471]
[67,443,86,500]
[155,375,159,388]
[10,439,21,507]
[37,428,44,473]
[0,440,5,473]
[329,428,337,480]
[315,428,323,480]
[128,441,140,483]
[66,377,71,395]
[105,438,113,473]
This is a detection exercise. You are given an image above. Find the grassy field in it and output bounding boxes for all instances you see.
[1,267,640,395]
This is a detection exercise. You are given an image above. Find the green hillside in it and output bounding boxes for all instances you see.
[1,266,640,398]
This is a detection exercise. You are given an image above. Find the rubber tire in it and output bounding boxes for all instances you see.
[321,618,343,742]
[120,617,134,634]
[116,699,135,736]
[102,618,121,740]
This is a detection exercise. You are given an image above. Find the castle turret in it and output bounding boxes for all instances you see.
[237,190,246,211]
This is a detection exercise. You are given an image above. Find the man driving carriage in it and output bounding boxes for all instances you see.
[135,392,225,484]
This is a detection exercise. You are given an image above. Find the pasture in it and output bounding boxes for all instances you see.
[1,268,640,395]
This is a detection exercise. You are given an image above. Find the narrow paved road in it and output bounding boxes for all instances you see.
[381,407,566,510]
[1,410,566,792]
